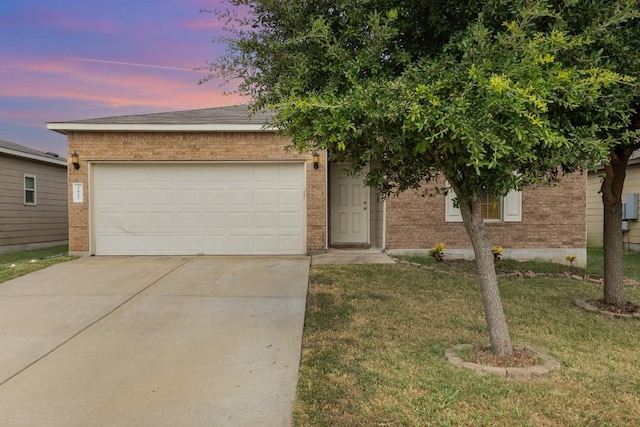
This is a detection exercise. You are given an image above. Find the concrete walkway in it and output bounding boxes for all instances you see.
[311,249,396,265]
[0,256,310,427]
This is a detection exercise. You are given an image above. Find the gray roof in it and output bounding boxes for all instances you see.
[49,105,273,126]
[0,138,67,166]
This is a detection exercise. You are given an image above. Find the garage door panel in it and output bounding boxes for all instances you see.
[122,167,148,182]
[279,235,304,252]
[227,167,251,182]
[99,189,122,205]
[254,165,279,182]
[201,235,227,251]
[202,189,226,207]
[228,212,252,229]
[176,189,200,206]
[255,235,277,251]
[202,212,226,228]
[254,188,278,206]
[99,235,148,255]
[228,235,253,252]
[201,167,227,182]
[172,235,204,253]
[175,212,202,229]
[279,165,304,183]
[254,212,276,228]
[150,189,175,205]
[149,167,176,183]
[122,189,148,205]
[93,163,305,255]
[122,212,148,231]
[279,188,304,205]
[279,212,303,228]
[151,212,175,229]
[228,189,251,206]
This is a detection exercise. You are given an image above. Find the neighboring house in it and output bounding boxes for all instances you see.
[587,150,640,251]
[47,105,586,264]
[0,139,69,253]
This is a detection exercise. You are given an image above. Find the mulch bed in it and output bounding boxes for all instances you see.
[588,299,639,315]
[470,346,538,368]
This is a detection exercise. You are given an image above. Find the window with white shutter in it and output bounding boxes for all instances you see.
[445,185,522,222]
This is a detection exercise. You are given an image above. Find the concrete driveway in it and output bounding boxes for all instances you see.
[0,256,310,426]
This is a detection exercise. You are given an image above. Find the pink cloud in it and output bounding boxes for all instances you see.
[1,56,247,125]
[181,17,228,31]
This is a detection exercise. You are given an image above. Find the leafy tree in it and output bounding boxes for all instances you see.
[207,0,636,355]
[560,1,640,306]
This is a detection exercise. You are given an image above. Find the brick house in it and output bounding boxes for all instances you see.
[0,139,68,253]
[48,105,586,264]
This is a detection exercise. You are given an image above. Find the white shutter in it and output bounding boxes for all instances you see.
[445,188,463,222]
[503,190,522,222]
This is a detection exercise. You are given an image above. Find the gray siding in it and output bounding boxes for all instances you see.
[0,155,68,250]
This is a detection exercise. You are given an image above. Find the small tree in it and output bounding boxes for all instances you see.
[208,0,636,355]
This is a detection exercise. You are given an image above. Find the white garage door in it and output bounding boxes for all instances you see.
[92,163,305,255]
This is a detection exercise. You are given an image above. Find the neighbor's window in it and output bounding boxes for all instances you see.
[479,192,501,220]
[24,175,36,205]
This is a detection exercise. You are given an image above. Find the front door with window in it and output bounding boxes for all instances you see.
[330,164,369,246]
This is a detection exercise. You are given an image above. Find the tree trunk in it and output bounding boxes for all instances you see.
[453,187,513,356]
[601,145,634,305]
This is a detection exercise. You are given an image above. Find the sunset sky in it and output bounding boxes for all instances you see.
[0,0,246,155]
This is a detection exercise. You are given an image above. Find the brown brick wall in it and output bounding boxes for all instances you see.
[385,173,586,249]
[66,131,326,254]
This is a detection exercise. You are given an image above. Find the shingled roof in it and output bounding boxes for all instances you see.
[0,138,67,166]
[48,105,275,133]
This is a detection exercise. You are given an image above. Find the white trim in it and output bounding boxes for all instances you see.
[382,197,387,250]
[47,123,277,133]
[503,190,523,222]
[324,153,329,252]
[0,146,67,166]
[444,189,463,222]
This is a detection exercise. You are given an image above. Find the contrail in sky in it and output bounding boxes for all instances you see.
[71,57,195,71]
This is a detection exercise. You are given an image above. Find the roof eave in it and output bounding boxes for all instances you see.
[46,123,279,134]
[0,146,67,166]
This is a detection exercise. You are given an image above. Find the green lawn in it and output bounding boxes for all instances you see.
[586,247,640,281]
[294,257,640,426]
[0,245,77,284]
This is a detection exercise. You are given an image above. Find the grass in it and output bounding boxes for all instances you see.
[293,257,640,426]
[586,248,640,281]
[0,245,77,284]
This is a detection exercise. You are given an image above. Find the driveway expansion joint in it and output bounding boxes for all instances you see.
[0,257,193,387]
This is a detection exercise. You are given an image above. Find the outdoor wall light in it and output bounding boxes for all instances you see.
[312,151,320,170]
[71,151,80,170]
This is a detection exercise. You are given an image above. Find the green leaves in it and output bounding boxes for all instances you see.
[210,0,638,199]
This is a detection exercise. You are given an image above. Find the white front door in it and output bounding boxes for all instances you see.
[330,164,369,245]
